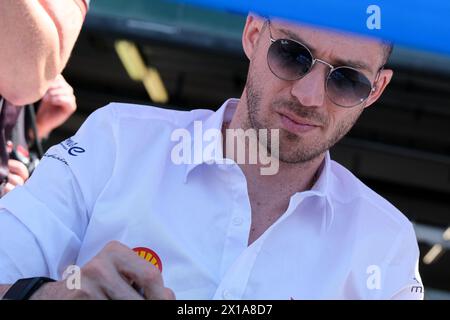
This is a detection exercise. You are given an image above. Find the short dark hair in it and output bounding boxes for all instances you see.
[382,41,394,64]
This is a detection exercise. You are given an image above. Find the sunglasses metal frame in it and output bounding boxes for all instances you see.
[266,20,383,108]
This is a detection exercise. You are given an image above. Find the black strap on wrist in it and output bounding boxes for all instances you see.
[3,277,55,300]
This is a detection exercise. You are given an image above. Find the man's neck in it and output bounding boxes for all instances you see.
[222,100,326,244]
[223,100,325,199]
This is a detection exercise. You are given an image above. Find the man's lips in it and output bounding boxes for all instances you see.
[277,111,321,127]
[277,111,321,134]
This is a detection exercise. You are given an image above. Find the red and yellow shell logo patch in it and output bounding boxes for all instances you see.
[133,247,163,272]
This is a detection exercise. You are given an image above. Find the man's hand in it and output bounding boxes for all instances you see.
[36,75,77,140]
[30,241,175,300]
[1,160,30,196]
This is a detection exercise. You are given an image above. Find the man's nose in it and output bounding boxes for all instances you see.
[290,63,328,107]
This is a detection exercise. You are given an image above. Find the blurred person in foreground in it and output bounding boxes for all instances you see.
[0,0,89,106]
[1,75,77,196]
[0,15,424,300]
[0,0,87,196]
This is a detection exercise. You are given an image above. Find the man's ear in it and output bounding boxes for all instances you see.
[242,14,265,60]
[363,69,393,109]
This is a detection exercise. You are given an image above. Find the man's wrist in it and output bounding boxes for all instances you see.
[2,278,56,300]
[29,281,59,300]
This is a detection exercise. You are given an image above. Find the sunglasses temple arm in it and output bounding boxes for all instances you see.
[372,66,385,92]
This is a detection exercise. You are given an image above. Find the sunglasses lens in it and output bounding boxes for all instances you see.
[268,39,313,81]
[327,67,373,107]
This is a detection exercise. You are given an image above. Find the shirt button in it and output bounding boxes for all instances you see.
[232,216,243,226]
[222,289,233,299]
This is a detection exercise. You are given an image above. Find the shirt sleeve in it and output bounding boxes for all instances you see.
[383,222,425,300]
[0,105,117,283]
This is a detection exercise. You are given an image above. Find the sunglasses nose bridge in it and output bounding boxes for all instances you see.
[313,58,334,74]
[308,59,334,84]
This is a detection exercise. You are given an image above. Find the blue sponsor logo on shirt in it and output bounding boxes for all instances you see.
[60,138,86,157]
[68,146,85,156]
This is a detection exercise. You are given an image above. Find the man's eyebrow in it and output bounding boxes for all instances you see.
[278,28,316,52]
[333,58,374,74]
[277,28,375,74]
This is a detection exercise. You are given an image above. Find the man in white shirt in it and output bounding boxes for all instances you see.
[0,15,424,300]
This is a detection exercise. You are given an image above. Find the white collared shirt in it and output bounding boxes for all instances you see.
[0,99,423,299]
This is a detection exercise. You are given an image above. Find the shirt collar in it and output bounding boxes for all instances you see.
[183,98,238,180]
[183,98,335,232]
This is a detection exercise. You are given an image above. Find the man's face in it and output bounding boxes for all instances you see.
[242,17,392,163]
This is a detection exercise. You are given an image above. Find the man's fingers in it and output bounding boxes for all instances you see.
[46,87,74,97]
[80,254,143,300]
[48,75,71,90]
[8,159,29,181]
[50,95,76,111]
[102,272,144,300]
[8,173,25,187]
[2,183,15,195]
[164,287,176,300]
[82,241,175,300]
[103,241,172,300]
[92,266,144,300]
